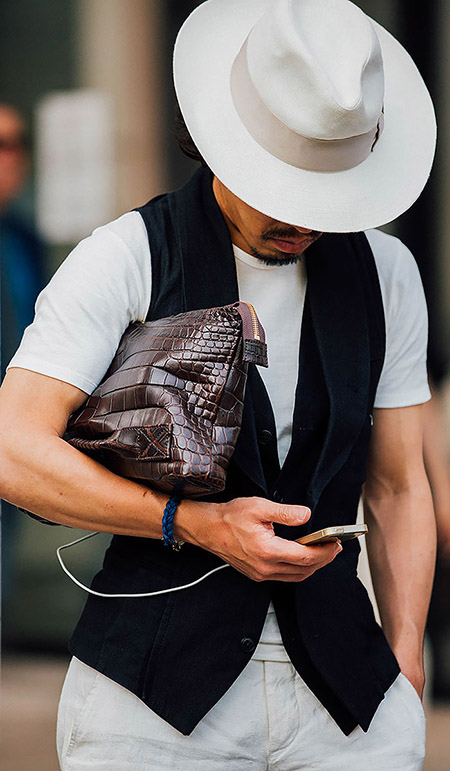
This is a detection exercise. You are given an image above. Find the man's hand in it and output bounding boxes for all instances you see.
[177,496,342,582]
[392,622,426,700]
[398,658,425,700]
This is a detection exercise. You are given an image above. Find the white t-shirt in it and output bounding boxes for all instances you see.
[9,211,430,414]
[8,212,430,660]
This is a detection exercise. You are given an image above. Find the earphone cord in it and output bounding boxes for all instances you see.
[56,531,229,599]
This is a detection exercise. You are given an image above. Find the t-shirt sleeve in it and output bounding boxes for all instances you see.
[7,211,152,394]
[366,229,431,409]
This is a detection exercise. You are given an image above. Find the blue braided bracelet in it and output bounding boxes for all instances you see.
[162,495,183,550]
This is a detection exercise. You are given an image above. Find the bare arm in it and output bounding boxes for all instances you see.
[0,368,341,582]
[363,405,436,697]
[422,387,450,557]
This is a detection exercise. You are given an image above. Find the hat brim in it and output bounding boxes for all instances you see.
[174,0,436,233]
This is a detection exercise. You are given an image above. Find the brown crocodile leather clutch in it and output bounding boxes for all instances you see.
[66,302,268,497]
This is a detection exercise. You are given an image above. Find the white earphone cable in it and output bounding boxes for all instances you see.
[56,531,229,599]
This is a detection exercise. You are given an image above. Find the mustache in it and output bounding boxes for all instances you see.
[261,226,321,241]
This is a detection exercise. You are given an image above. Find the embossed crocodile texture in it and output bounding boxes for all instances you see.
[66,304,263,497]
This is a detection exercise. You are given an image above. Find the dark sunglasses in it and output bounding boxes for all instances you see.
[0,136,29,152]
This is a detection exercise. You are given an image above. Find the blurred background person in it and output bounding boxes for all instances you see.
[0,103,44,605]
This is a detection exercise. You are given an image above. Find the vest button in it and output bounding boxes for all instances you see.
[240,637,256,653]
[273,490,284,503]
[259,429,273,445]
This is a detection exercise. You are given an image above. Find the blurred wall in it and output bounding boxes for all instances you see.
[0,1,76,125]
[76,0,166,214]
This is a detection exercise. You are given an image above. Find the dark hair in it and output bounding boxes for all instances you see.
[173,103,207,167]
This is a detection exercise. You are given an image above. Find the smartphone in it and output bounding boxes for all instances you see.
[295,524,368,545]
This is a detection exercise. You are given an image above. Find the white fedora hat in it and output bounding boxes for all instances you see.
[173,0,436,233]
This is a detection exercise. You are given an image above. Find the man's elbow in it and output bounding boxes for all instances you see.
[0,428,30,505]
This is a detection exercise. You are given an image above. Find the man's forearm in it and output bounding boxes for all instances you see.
[363,478,436,693]
[0,372,342,584]
[0,429,344,582]
[0,427,205,539]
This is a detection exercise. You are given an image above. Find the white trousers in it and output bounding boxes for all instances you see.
[57,657,425,770]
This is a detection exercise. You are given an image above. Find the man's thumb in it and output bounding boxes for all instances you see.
[272,505,311,526]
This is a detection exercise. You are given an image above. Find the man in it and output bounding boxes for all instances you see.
[0,0,437,768]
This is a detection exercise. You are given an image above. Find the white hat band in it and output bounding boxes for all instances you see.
[230,39,385,173]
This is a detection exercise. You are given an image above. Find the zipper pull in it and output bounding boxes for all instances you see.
[235,301,268,367]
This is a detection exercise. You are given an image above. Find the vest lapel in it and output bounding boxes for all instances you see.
[169,168,269,493]
[231,365,273,493]
[305,234,370,509]
[168,169,239,309]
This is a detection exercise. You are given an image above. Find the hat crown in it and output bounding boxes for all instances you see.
[247,0,384,140]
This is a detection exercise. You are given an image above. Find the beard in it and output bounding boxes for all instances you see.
[248,248,304,265]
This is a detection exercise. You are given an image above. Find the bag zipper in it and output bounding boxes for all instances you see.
[235,301,268,367]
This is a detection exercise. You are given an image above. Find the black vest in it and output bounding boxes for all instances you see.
[69,168,399,736]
